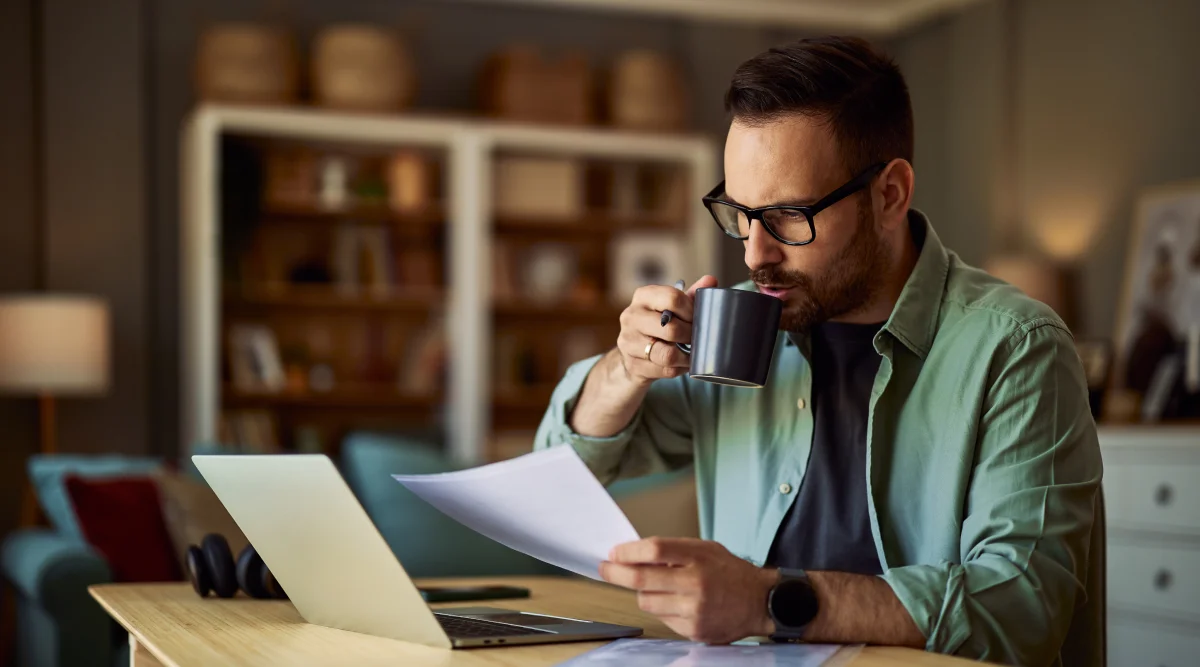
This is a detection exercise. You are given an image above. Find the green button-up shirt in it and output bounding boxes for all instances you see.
[534,212,1103,666]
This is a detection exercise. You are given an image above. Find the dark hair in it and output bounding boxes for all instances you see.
[725,36,914,176]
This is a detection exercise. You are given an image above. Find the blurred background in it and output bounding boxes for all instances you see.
[2,0,1199,665]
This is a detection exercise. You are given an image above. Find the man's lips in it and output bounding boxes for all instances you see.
[755,284,795,299]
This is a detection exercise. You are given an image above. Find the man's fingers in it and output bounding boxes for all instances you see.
[627,308,692,344]
[599,562,684,592]
[633,285,695,321]
[609,537,703,566]
[637,591,685,616]
[617,331,689,371]
[686,275,718,298]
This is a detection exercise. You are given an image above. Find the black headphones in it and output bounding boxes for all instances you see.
[186,534,288,600]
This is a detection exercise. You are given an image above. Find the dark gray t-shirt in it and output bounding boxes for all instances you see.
[766,321,885,575]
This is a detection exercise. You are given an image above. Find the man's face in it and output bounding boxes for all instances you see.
[724,116,887,331]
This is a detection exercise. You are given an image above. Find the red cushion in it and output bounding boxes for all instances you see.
[65,475,182,583]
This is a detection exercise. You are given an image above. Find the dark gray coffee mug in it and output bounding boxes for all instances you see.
[674,288,783,388]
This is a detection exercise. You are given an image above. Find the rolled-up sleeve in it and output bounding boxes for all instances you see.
[533,355,695,485]
[883,322,1102,665]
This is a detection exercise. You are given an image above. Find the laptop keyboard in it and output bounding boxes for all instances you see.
[435,613,552,638]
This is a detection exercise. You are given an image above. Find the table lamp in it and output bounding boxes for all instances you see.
[0,295,110,455]
[984,254,1070,322]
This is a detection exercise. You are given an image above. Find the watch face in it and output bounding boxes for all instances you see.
[771,577,820,629]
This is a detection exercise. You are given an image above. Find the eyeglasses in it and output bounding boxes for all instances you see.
[702,162,888,246]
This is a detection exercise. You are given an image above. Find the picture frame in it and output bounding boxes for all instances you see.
[1112,180,1200,398]
[228,324,285,393]
[609,232,685,305]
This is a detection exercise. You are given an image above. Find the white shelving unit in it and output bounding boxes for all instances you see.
[180,104,718,464]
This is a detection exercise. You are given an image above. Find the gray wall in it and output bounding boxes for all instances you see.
[0,0,149,546]
[894,0,1200,338]
[0,0,41,541]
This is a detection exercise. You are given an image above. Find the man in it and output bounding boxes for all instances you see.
[534,36,1102,666]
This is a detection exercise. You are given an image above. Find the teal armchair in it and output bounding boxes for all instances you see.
[1,530,125,667]
[340,432,562,577]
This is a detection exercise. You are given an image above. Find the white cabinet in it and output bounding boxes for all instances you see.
[1100,427,1200,666]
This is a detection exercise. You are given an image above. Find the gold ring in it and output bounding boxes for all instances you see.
[644,339,657,360]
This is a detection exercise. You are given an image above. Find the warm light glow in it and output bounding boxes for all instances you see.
[0,295,111,395]
[1025,194,1106,262]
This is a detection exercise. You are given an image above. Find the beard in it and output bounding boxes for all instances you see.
[750,197,889,333]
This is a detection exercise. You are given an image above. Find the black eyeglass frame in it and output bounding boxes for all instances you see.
[702,161,888,246]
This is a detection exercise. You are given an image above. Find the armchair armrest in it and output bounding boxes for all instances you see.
[2,528,116,667]
[2,528,112,606]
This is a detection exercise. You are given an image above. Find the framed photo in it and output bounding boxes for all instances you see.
[1113,180,1200,395]
[609,232,685,305]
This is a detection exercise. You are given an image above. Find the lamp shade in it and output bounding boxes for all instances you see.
[984,255,1068,318]
[0,295,110,395]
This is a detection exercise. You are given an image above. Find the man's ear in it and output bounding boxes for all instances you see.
[876,159,914,230]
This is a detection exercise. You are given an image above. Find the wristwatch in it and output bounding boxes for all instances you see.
[767,568,820,641]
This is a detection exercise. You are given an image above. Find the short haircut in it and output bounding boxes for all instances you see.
[725,36,914,176]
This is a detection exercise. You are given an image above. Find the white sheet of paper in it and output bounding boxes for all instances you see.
[391,445,639,579]
[555,639,851,667]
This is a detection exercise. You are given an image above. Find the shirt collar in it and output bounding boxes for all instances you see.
[879,209,951,360]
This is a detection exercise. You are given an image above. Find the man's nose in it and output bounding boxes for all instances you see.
[743,220,785,272]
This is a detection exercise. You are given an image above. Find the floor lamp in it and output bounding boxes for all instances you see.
[0,295,110,526]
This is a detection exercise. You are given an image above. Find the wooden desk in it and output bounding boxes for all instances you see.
[90,577,975,667]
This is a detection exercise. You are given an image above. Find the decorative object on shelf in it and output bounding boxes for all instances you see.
[399,319,446,395]
[0,295,111,527]
[1075,340,1112,420]
[639,165,689,222]
[350,160,388,208]
[479,45,592,125]
[609,163,640,219]
[195,23,299,105]
[263,147,318,210]
[228,324,285,393]
[1113,180,1200,411]
[607,49,687,132]
[521,244,578,305]
[494,156,584,219]
[387,150,434,214]
[609,232,685,305]
[318,156,350,211]
[308,362,336,393]
[356,227,394,298]
[218,410,280,453]
[311,25,416,112]
[331,225,394,297]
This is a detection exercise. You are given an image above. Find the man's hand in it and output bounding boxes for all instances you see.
[599,537,777,644]
[569,276,717,438]
[615,276,718,387]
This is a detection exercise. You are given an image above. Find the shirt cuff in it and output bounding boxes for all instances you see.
[535,354,644,484]
[881,562,971,655]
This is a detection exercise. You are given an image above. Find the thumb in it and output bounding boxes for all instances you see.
[686,275,718,297]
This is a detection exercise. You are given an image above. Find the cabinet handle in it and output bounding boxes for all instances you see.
[1154,569,1173,591]
[1155,483,1174,507]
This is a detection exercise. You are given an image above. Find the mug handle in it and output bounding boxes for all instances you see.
[662,279,692,355]
[660,309,691,355]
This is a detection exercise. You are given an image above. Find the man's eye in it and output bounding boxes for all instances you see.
[771,210,806,221]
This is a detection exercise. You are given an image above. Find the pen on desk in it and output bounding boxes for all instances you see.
[660,279,686,327]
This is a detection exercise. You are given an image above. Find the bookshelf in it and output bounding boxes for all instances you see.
[182,104,716,464]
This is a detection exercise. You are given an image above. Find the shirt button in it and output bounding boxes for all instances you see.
[796,398,807,410]
[779,483,793,495]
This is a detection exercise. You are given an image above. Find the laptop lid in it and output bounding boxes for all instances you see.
[192,454,453,649]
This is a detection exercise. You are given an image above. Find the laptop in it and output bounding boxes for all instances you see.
[192,454,643,649]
